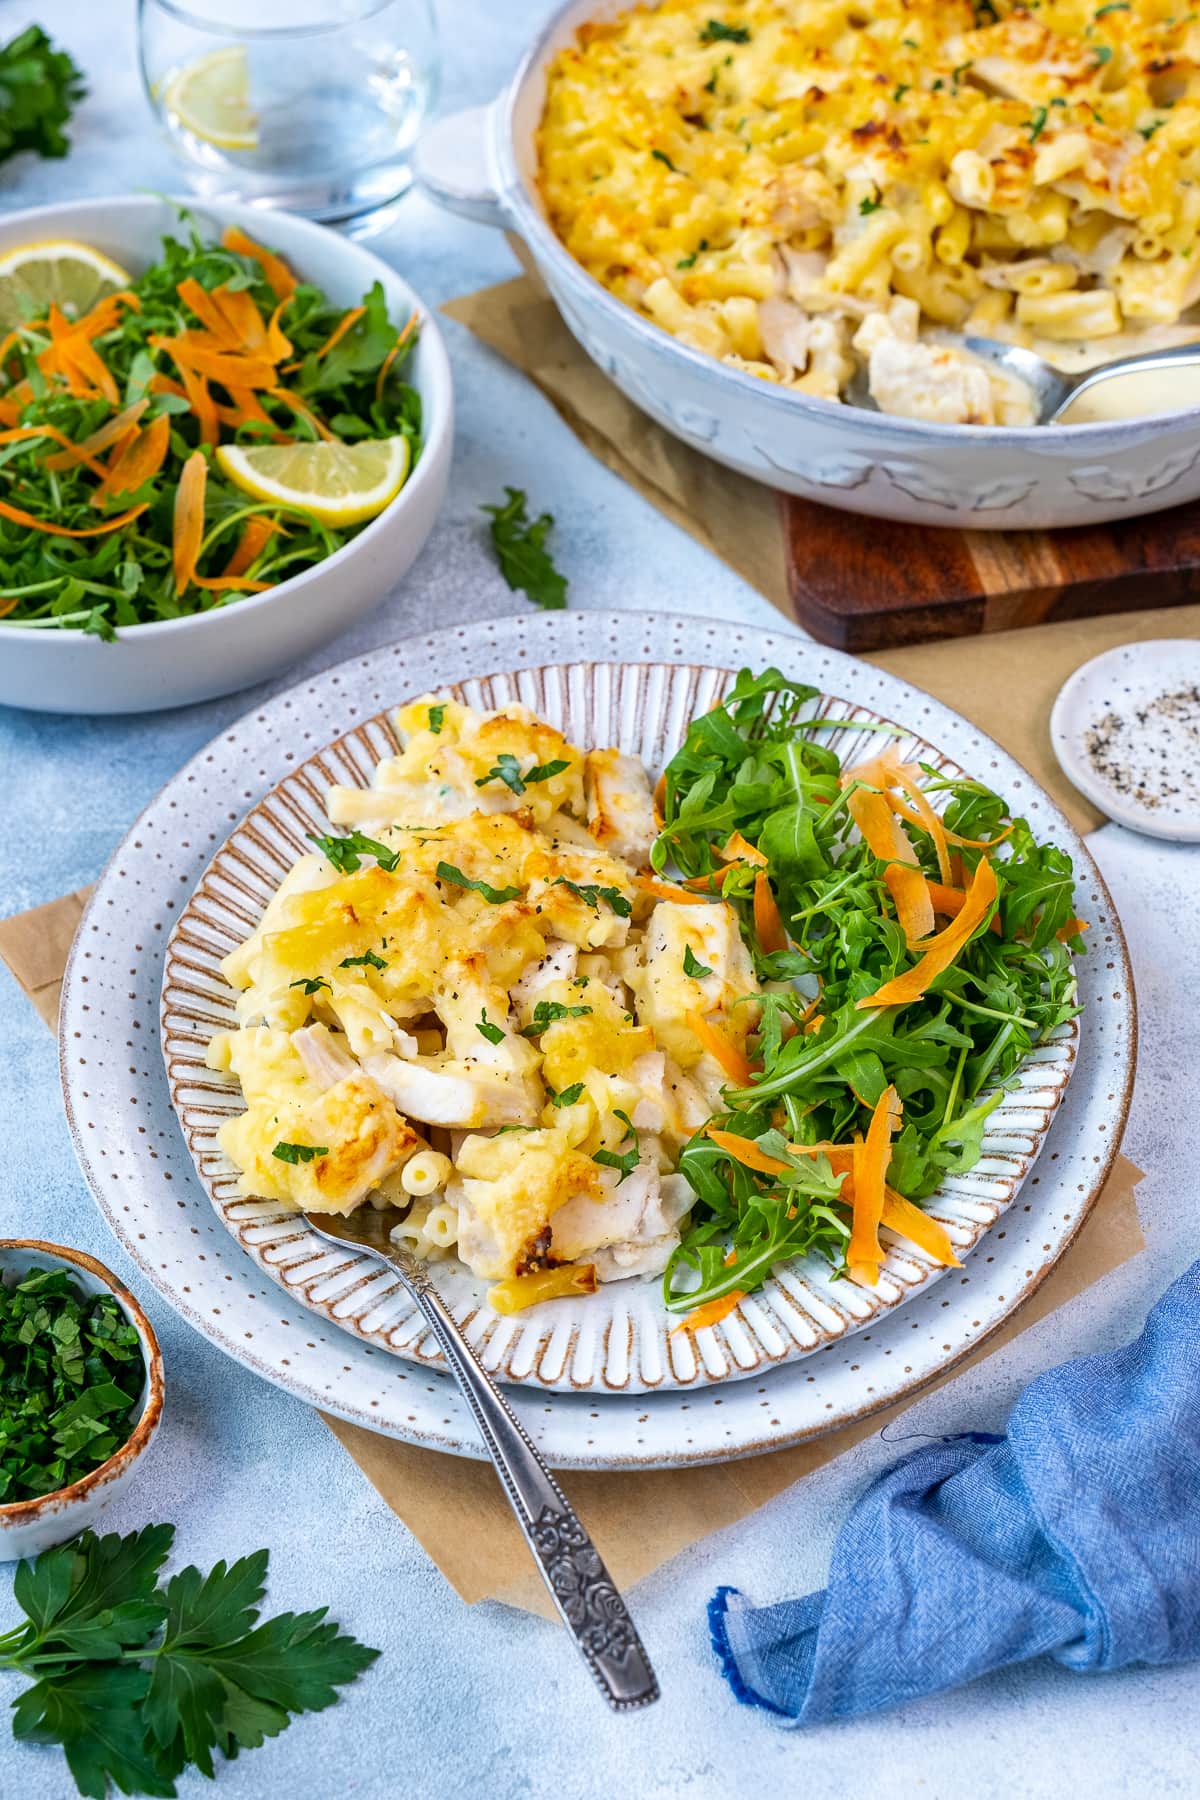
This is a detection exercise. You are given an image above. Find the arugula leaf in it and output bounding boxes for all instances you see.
[0,26,85,164]
[481,487,568,611]
[435,861,521,904]
[271,1142,328,1164]
[307,831,400,874]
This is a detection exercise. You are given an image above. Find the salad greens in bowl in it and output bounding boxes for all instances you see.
[0,196,453,715]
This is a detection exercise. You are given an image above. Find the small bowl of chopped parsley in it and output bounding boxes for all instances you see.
[0,1241,163,1560]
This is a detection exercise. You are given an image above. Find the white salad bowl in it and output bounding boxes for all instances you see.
[0,195,453,716]
[415,0,1200,531]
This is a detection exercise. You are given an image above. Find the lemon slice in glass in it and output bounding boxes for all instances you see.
[216,436,413,528]
[163,45,259,151]
[0,241,132,331]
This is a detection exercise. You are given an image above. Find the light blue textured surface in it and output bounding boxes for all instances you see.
[0,5,1197,1796]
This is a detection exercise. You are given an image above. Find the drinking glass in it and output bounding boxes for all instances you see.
[138,0,440,231]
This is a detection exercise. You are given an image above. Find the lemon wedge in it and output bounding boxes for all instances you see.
[0,241,132,331]
[216,436,413,527]
[163,45,258,151]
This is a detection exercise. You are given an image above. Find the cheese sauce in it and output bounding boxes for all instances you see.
[1059,365,1200,425]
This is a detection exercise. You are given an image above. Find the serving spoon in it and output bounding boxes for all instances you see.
[299,1205,660,1712]
[849,335,1200,424]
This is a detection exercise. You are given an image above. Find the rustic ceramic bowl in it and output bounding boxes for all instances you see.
[159,654,1078,1395]
[0,1242,164,1560]
[0,194,453,716]
[415,0,1200,531]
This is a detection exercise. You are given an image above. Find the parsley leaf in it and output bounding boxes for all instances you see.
[271,1142,328,1164]
[550,1082,585,1108]
[1023,105,1049,142]
[481,487,568,611]
[1092,43,1113,63]
[427,703,445,733]
[307,831,400,874]
[0,26,86,165]
[594,1144,640,1183]
[476,753,528,796]
[1,1526,378,1795]
[526,758,571,785]
[552,877,633,918]
[436,861,521,904]
[1095,2,1129,14]
[476,1008,506,1045]
[339,949,387,971]
[699,19,751,42]
[683,944,714,978]
[289,976,331,995]
[859,192,883,215]
[651,148,678,171]
[677,238,709,269]
[521,1000,592,1036]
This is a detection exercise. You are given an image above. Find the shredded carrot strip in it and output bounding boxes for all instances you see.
[220,515,282,578]
[673,1289,746,1334]
[926,879,1002,936]
[803,1012,824,1034]
[173,358,218,448]
[155,334,278,390]
[213,285,272,356]
[222,384,274,430]
[680,866,735,894]
[652,771,666,829]
[635,873,710,906]
[685,1010,754,1086]
[72,291,140,336]
[880,1187,961,1268]
[753,868,788,954]
[720,830,767,868]
[267,386,336,442]
[893,777,952,885]
[1058,916,1089,942]
[172,451,207,595]
[91,413,171,503]
[887,791,1014,851]
[191,572,272,593]
[846,1086,903,1284]
[786,1141,854,1175]
[858,855,999,1010]
[847,785,919,865]
[0,397,21,427]
[705,1127,791,1177]
[220,225,297,300]
[374,311,418,405]
[0,424,109,479]
[307,305,365,365]
[0,498,147,537]
[883,862,935,946]
[176,278,238,345]
[43,399,149,471]
[0,595,18,619]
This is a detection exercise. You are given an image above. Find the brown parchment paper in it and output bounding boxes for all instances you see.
[0,893,1144,1618]
[443,268,1200,838]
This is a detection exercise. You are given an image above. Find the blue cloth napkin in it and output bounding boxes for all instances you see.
[709,1258,1200,1723]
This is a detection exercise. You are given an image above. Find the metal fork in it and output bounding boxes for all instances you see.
[299,1206,660,1712]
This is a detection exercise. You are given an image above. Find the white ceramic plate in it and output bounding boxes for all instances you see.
[1050,639,1200,842]
[160,661,1079,1395]
[60,614,1134,1464]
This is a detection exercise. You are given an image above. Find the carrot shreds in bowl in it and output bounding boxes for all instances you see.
[220,225,297,300]
[172,450,207,595]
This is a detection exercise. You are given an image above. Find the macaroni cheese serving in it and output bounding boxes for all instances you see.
[537,0,1200,425]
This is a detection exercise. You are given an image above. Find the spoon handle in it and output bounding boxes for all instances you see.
[399,1255,660,1712]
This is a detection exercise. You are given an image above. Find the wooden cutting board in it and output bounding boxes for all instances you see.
[783,493,1200,650]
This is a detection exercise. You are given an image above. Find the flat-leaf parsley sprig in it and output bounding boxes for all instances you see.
[656,667,1085,1323]
[0,1524,378,1798]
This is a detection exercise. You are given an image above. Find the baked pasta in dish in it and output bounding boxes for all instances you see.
[537,0,1200,425]
[208,695,759,1313]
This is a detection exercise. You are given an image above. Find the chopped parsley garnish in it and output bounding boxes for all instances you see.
[0,1266,143,1504]
[1092,43,1113,63]
[1023,105,1049,142]
[436,861,521,904]
[683,944,714,978]
[972,0,999,22]
[678,237,710,269]
[699,20,751,42]
[859,192,884,215]
[613,1108,636,1140]
[476,752,527,796]
[551,1082,585,1108]
[308,831,400,874]
[0,26,85,167]
[553,877,633,918]
[289,975,332,995]
[1095,2,1129,14]
[427,703,445,733]
[481,486,568,611]
[476,1008,506,1045]
[272,1141,328,1164]
[953,61,973,83]
[521,1000,592,1036]
[703,66,719,93]
[1139,118,1164,138]
[893,83,910,102]
[594,1143,640,1183]
[903,37,919,48]
[339,948,387,971]
[651,148,678,171]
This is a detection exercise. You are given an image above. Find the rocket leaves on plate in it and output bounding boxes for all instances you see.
[0,1524,378,1797]
[481,487,568,611]
[655,667,1085,1316]
[0,1267,143,1504]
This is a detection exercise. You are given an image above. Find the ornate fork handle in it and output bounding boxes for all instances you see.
[390,1249,659,1711]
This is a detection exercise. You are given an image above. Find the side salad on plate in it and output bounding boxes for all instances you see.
[0,223,421,641]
